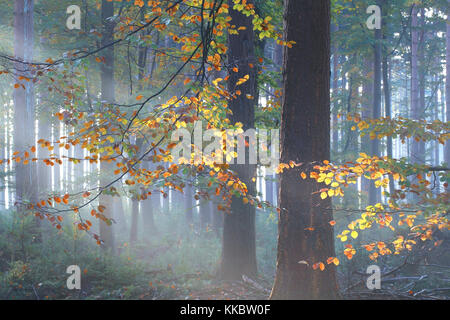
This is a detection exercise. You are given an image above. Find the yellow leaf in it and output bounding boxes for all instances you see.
[333,258,340,266]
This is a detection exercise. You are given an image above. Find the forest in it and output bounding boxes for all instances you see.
[0,0,448,301]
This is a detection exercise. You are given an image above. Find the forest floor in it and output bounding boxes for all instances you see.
[179,277,271,300]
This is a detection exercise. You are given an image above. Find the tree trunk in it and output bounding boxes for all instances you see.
[184,182,193,226]
[331,24,339,155]
[361,57,373,202]
[265,173,274,205]
[37,89,52,196]
[210,199,222,237]
[411,4,421,163]
[130,197,139,243]
[139,160,156,238]
[382,31,394,195]
[445,0,450,164]
[199,200,211,232]
[13,0,40,237]
[141,195,156,237]
[270,0,338,300]
[98,0,115,251]
[220,0,257,281]
[52,116,61,192]
[369,1,382,205]
[417,7,426,164]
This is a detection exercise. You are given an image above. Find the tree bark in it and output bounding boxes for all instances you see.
[270,0,338,300]
[14,0,40,237]
[199,200,211,231]
[130,196,139,243]
[382,27,394,195]
[361,57,373,202]
[331,24,339,155]
[446,0,450,164]
[210,198,222,237]
[411,4,422,163]
[369,1,382,205]
[265,173,274,205]
[98,0,115,251]
[220,0,257,281]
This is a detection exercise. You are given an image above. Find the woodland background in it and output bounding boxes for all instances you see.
[0,0,448,300]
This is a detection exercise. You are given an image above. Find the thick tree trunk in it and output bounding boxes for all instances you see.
[220,0,257,281]
[98,0,115,251]
[270,0,338,300]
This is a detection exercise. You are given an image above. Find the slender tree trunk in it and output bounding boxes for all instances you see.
[52,116,61,192]
[99,0,115,250]
[199,200,211,231]
[0,116,4,208]
[418,8,426,163]
[433,71,440,172]
[141,196,156,237]
[140,161,157,237]
[411,4,421,163]
[369,1,382,205]
[130,196,139,243]
[184,182,193,226]
[37,83,52,198]
[382,36,394,195]
[270,0,338,300]
[265,173,274,205]
[220,0,257,281]
[210,198,222,237]
[331,24,339,155]
[445,0,450,164]
[14,0,40,238]
[138,9,148,87]
[361,57,373,201]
